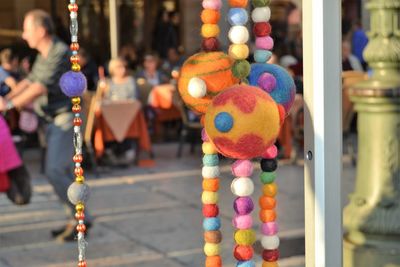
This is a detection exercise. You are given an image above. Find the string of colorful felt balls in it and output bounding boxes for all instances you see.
[179,0,296,267]
[59,1,90,267]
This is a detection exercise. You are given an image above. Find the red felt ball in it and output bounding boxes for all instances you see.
[233,245,254,261]
[203,204,220,217]
[202,37,221,52]
[253,22,272,37]
[262,249,280,262]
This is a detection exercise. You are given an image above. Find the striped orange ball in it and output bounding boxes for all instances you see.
[201,9,221,24]
[229,0,249,7]
[178,52,238,114]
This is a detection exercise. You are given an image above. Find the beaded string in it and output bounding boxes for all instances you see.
[227,0,251,82]
[226,1,258,266]
[201,0,222,52]
[201,129,223,267]
[251,0,273,63]
[60,1,90,267]
[259,146,280,266]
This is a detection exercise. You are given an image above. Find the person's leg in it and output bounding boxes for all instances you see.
[45,113,93,225]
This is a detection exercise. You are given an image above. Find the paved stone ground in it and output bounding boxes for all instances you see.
[0,143,356,267]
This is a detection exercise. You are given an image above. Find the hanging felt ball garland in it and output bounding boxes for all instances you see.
[227,0,251,82]
[59,1,89,266]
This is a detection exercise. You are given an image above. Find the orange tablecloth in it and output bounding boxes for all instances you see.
[149,84,181,122]
[94,107,151,157]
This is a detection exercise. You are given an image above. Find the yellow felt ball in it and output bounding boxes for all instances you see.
[262,183,278,197]
[234,229,256,245]
[202,24,220,38]
[202,191,219,204]
[229,44,249,60]
[204,243,220,256]
[202,142,218,154]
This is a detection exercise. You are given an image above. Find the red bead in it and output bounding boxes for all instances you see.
[73,154,83,163]
[68,3,78,12]
[75,167,84,176]
[73,117,82,126]
[75,212,85,220]
[203,204,219,217]
[76,224,86,232]
[202,37,220,52]
[253,22,272,37]
[70,42,80,51]
[233,245,254,261]
[70,55,80,64]
[262,249,280,262]
[78,260,86,267]
[72,104,81,113]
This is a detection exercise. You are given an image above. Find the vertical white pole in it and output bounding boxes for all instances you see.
[109,0,119,59]
[303,0,343,266]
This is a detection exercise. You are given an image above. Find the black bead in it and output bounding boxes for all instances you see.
[260,158,278,172]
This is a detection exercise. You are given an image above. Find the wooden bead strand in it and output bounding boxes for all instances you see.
[202,129,223,267]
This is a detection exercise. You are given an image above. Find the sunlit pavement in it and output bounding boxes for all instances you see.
[0,143,356,267]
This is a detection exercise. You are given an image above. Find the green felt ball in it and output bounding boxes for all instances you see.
[252,0,271,7]
[260,172,276,184]
[232,60,251,79]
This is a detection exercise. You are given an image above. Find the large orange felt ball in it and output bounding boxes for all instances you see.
[178,52,239,114]
[205,84,281,159]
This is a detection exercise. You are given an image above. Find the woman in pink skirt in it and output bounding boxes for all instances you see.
[0,115,31,204]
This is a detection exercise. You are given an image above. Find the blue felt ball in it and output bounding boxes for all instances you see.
[228,8,249,26]
[203,217,221,231]
[214,112,234,133]
[237,260,256,267]
[254,50,272,63]
[59,71,87,97]
[203,154,220,166]
[249,63,296,112]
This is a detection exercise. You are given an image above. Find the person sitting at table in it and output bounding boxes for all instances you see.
[103,58,139,101]
[136,53,169,88]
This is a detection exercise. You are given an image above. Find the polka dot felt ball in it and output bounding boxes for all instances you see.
[178,52,238,114]
[249,63,296,113]
[59,71,87,97]
[204,85,281,159]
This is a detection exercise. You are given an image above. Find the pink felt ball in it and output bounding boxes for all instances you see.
[233,214,253,229]
[258,73,277,93]
[261,145,278,159]
[261,222,279,235]
[202,129,210,142]
[232,160,254,177]
[202,0,222,10]
[255,36,274,50]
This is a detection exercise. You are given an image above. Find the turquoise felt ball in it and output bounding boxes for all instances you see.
[203,217,222,231]
[203,154,220,166]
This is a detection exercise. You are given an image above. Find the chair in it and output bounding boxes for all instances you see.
[175,96,202,158]
[342,70,368,165]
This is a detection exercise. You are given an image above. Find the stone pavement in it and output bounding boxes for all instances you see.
[0,143,356,267]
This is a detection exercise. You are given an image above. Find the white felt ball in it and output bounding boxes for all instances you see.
[188,77,207,98]
[202,166,220,178]
[231,177,254,197]
[251,7,271,23]
[228,26,249,45]
[261,235,280,250]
